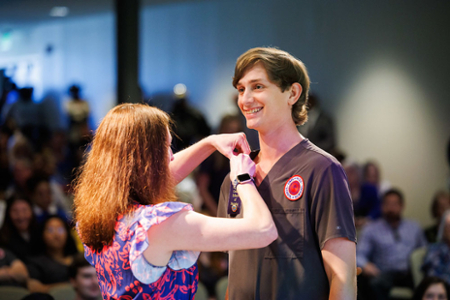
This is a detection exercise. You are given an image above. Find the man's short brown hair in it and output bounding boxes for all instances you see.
[233,47,310,125]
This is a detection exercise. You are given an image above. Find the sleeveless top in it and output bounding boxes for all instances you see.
[84,202,200,299]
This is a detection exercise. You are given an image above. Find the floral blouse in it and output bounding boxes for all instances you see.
[84,202,200,299]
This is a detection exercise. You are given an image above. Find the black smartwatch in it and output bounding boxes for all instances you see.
[233,173,254,187]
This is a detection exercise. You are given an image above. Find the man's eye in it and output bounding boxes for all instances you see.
[237,87,244,93]
[255,84,263,89]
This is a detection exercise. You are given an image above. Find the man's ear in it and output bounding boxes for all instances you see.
[288,83,302,106]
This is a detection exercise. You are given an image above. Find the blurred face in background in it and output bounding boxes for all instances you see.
[436,195,450,222]
[43,217,67,252]
[13,160,33,188]
[343,164,361,191]
[364,163,380,186]
[382,193,403,223]
[10,199,32,233]
[443,214,450,245]
[71,266,101,300]
[423,283,447,300]
[32,181,52,210]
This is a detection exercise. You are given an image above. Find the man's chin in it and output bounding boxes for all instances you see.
[385,215,401,223]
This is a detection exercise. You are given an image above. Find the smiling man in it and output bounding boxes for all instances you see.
[69,254,101,300]
[217,47,357,300]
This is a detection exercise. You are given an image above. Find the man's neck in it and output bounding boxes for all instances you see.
[257,123,303,163]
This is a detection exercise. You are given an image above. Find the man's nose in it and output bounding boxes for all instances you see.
[240,89,253,105]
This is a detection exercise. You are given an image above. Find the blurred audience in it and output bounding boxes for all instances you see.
[0,194,39,261]
[64,85,90,148]
[170,94,211,153]
[26,216,78,293]
[422,210,450,285]
[0,247,28,287]
[0,78,19,126]
[27,176,69,224]
[356,188,427,300]
[6,157,34,197]
[425,191,450,243]
[412,276,450,300]
[344,161,381,229]
[69,254,101,300]
[362,160,391,197]
[297,93,336,153]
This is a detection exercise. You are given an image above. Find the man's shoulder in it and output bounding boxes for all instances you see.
[361,219,386,232]
[402,219,423,231]
[299,140,341,171]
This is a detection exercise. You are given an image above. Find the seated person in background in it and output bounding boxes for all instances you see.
[26,215,78,293]
[27,176,69,224]
[422,210,450,284]
[6,158,34,198]
[412,276,450,300]
[362,160,391,197]
[0,194,39,261]
[344,161,380,229]
[32,148,72,216]
[357,188,427,300]
[0,247,28,287]
[69,254,101,300]
[296,93,336,153]
[424,191,450,243]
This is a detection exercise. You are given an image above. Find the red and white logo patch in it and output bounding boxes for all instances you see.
[284,175,304,201]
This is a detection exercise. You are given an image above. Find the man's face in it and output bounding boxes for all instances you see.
[382,194,403,222]
[236,63,295,134]
[436,195,450,221]
[71,266,101,300]
[33,181,52,210]
[443,214,450,244]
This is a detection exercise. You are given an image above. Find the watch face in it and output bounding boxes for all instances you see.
[237,173,252,182]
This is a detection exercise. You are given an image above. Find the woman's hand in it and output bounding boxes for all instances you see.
[210,133,251,159]
[230,154,255,180]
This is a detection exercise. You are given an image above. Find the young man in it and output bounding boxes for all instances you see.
[69,254,101,300]
[217,47,357,299]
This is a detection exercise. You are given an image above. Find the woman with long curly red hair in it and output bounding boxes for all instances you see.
[74,103,277,299]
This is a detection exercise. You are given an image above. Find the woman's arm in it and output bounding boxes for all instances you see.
[170,133,250,184]
[145,154,277,266]
[0,259,28,284]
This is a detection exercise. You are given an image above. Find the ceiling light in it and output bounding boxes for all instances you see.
[49,6,69,17]
[173,83,187,97]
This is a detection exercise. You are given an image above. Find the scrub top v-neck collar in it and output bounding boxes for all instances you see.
[250,138,309,190]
